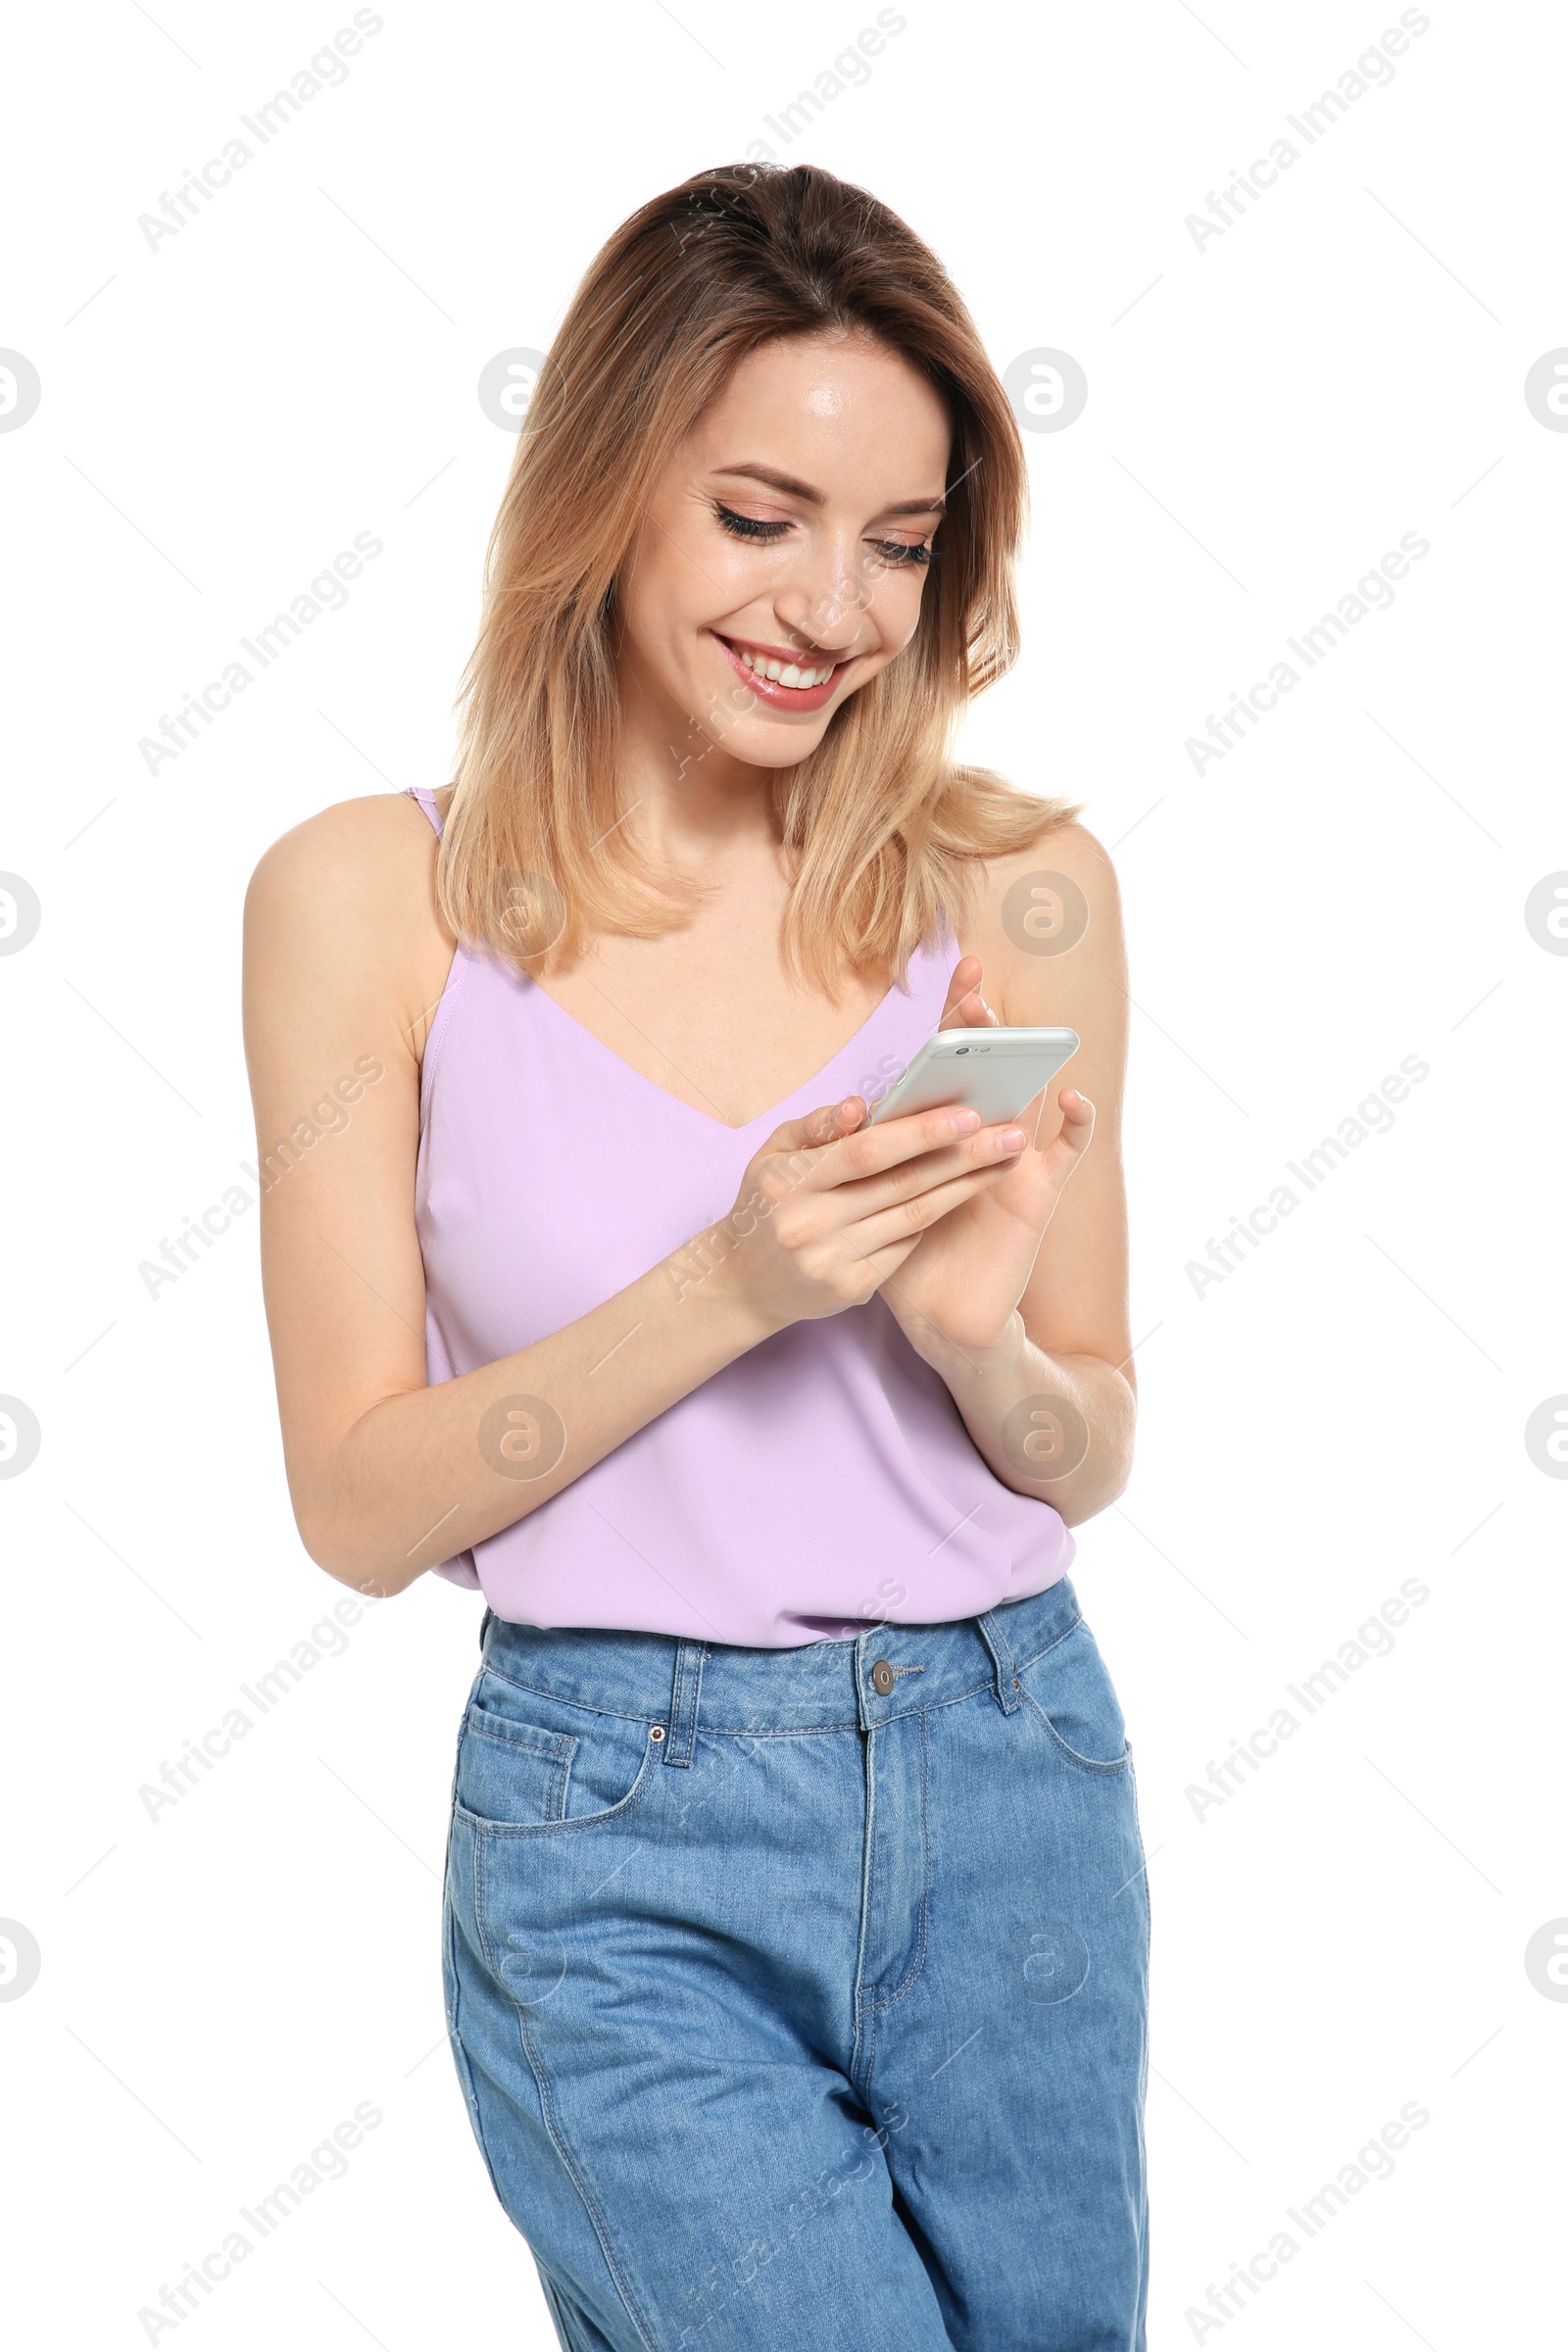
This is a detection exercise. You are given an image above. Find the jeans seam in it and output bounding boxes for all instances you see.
[872,1704,932,2016]
[538,2268,595,2352]
[468,1834,662,2352]
[474,1661,664,1729]
[1127,1750,1152,2349]
[468,1609,1087,1739]
[464,1803,665,2345]
[474,1662,866,1739]
[849,1720,878,2096]
[511,2000,664,2352]
[464,1719,577,1818]
[443,1892,511,2218]
[1011,1607,1085,1674]
[1016,1680,1134,1776]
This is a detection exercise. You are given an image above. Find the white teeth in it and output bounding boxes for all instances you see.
[735,645,832,688]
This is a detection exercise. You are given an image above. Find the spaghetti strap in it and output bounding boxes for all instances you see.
[405,785,446,840]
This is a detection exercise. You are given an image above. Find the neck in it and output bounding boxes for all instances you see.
[612,640,787,871]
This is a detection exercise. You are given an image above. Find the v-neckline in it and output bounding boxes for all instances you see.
[522,962,931,1136]
[409,786,952,1135]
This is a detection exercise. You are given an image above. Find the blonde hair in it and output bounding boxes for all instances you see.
[442,163,1080,993]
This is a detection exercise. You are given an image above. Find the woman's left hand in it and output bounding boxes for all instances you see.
[870,956,1095,1363]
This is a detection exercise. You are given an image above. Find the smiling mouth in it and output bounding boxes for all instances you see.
[713,633,853,710]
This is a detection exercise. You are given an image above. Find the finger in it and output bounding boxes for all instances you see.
[1031,1084,1094,1151]
[781,1100,1011,1194]
[937,989,997,1031]
[940,953,982,1016]
[1037,1086,1095,1173]
[995,1089,1095,1222]
[836,1119,1030,1220]
[936,954,999,1032]
[846,1158,1017,1257]
[759,1094,869,1159]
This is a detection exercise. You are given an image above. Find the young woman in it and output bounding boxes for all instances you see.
[245,165,1146,2352]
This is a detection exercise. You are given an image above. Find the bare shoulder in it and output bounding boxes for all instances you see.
[243,792,456,1069]
[978,813,1121,904]
[246,791,446,932]
[960,815,1126,1024]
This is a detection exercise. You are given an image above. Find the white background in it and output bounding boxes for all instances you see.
[2,1,1564,2344]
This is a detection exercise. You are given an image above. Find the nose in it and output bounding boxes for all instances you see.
[772,530,876,658]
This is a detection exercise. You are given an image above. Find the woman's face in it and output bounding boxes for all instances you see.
[614,331,952,772]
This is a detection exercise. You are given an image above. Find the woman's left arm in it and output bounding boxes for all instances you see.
[874,820,1135,1528]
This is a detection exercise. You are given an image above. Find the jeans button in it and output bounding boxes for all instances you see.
[870,1659,896,1696]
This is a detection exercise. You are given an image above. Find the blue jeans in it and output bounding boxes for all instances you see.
[443,1575,1150,2350]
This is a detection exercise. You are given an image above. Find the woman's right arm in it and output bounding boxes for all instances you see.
[243,799,1023,1597]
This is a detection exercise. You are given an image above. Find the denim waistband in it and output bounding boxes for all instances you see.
[478,1573,1082,1746]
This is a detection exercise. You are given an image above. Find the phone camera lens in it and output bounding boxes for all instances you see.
[956,1046,969,1054]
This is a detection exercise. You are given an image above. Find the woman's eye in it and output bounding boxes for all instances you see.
[712,503,931,567]
[713,501,790,542]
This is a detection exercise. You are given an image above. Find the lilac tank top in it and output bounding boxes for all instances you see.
[407,786,1073,1647]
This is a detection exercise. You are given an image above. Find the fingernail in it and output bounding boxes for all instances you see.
[950,1107,981,1132]
[997,1127,1026,1152]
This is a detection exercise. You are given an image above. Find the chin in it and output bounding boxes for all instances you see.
[725,715,836,768]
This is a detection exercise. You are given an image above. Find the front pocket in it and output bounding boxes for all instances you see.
[454,1670,661,1835]
[457,1684,577,1825]
[1016,1619,1133,1774]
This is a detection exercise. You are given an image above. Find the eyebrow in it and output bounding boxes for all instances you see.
[712,462,947,516]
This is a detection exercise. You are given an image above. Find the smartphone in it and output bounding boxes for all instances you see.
[867,1026,1080,1126]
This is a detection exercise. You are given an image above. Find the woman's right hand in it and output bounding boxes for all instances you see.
[699,1095,1029,1333]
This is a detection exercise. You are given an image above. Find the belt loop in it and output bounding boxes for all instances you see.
[977,1610,1022,1714]
[663,1640,706,1767]
[478,1605,494,1654]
